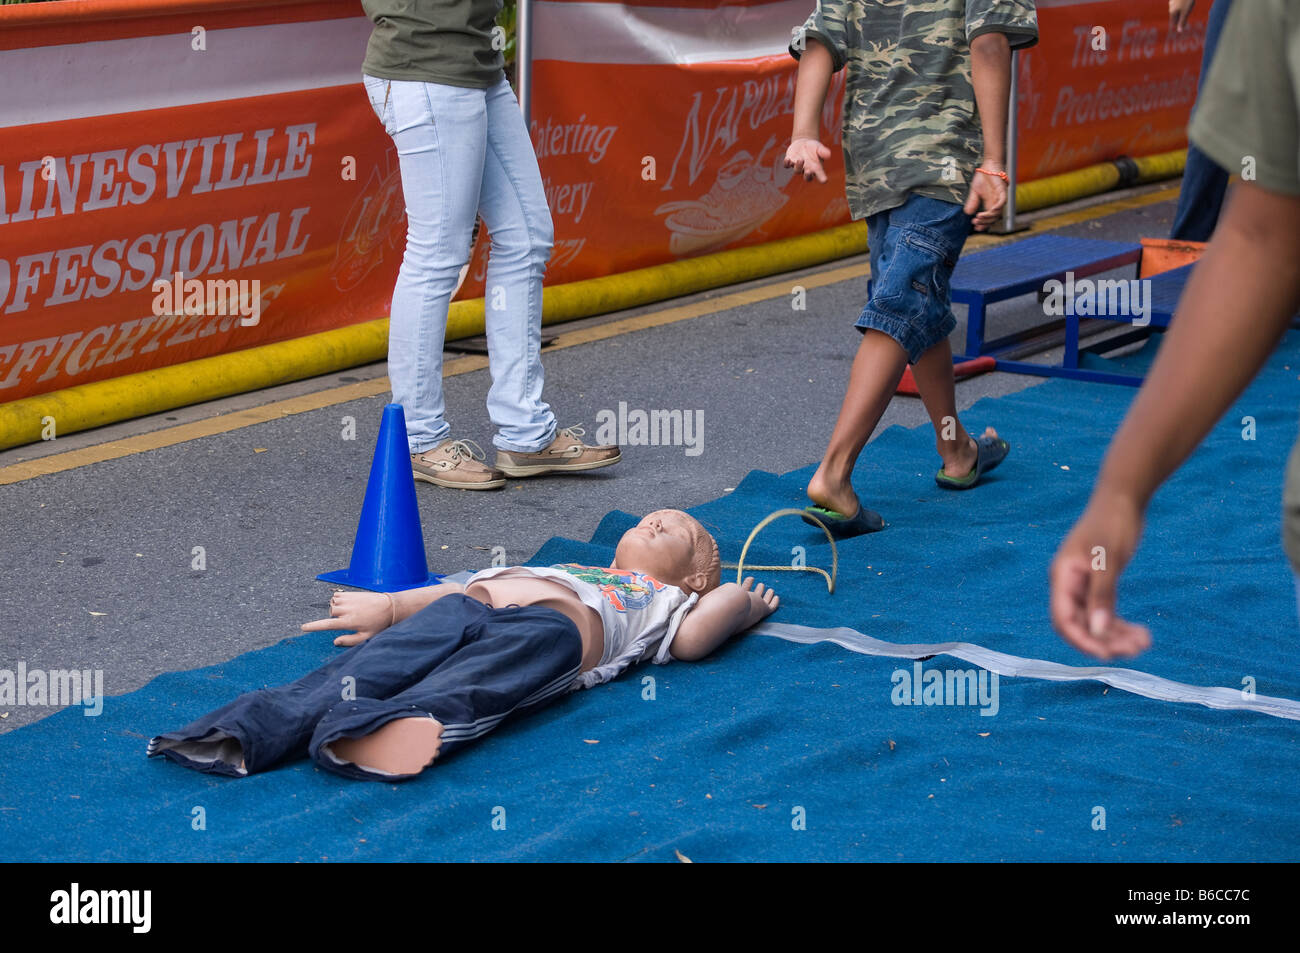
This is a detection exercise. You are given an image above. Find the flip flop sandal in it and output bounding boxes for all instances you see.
[935,434,1010,490]
[801,503,885,539]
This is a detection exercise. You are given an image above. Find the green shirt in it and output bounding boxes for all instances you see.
[1188,0,1300,572]
[361,0,504,90]
[790,0,1038,220]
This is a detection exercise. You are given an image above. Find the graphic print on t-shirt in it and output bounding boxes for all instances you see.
[552,564,667,612]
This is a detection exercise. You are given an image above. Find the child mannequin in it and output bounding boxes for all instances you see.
[149,510,778,781]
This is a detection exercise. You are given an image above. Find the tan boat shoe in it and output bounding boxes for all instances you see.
[494,425,621,477]
[411,438,506,490]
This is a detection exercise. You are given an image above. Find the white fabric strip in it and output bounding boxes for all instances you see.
[753,621,1300,722]
[0,16,372,127]
[533,0,806,65]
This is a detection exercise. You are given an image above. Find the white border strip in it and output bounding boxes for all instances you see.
[533,0,805,65]
[0,16,372,127]
[754,621,1300,721]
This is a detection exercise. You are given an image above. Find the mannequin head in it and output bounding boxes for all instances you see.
[612,509,721,596]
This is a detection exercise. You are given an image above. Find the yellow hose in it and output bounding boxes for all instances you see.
[1017,149,1185,212]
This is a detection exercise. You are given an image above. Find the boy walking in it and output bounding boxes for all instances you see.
[786,1,1038,536]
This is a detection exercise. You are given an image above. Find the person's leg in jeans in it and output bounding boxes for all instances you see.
[1170,0,1235,242]
[312,601,583,780]
[476,75,558,454]
[806,195,996,522]
[147,594,496,776]
[365,76,488,455]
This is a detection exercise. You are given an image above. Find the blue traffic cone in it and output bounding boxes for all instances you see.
[318,403,443,592]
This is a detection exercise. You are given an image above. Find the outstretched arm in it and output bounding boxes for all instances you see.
[302,581,467,646]
[785,39,834,183]
[669,578,779,661]
[1050,181,1300,658]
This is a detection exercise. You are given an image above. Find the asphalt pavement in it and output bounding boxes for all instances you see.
[0,182,1179,732]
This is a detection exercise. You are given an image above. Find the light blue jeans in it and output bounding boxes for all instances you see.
[363,73,557,454]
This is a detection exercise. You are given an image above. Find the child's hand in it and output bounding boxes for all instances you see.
[740,577,779,627]
[785,137,832,183]
[302,590,395,646]
[963,164,1008,231]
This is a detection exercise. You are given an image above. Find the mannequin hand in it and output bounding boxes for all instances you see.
[740,577,780,627]
[302,590,394,647]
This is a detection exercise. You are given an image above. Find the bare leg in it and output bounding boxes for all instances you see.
[807,330,909,516]
[909,338,998,477]
[325,716,445,777]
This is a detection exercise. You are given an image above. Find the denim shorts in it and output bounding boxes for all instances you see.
[857,193,972,363]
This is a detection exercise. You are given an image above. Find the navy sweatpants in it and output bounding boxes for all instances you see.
[147,594,583,781]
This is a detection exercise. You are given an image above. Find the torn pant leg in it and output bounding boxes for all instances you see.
[147,594,494,776]
[310,602,583,781]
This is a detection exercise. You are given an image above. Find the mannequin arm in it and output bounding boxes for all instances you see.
[669,578,779,661]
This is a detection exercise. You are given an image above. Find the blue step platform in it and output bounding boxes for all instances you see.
[867,234,1145,385]
[950,235,1141,360]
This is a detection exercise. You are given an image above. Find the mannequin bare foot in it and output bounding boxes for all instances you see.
[326,716,444,776]
[940,426,999,479]
[807,463,862,517]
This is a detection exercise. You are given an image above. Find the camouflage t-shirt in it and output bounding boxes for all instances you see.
[790,0,1038,220]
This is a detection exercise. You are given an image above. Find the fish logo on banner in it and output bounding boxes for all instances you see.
[330,161,407,291]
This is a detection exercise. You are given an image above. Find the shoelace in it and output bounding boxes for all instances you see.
[560,425,585,441]
[437,439,487,462]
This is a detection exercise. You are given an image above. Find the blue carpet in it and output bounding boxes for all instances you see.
[4,332,1299,862]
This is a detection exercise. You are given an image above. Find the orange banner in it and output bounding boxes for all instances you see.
[524,55,849,285]
[0,0,405,402]
[1016,0,1209,179]
[525,0,1206,286]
